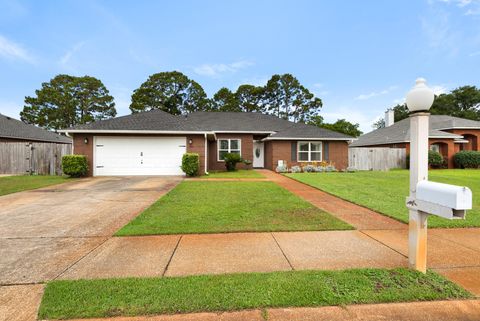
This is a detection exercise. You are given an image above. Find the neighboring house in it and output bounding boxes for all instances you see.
[0,113,72,175]
[350,110,480,168]
[61,110,354,176]
[0,113,72,144]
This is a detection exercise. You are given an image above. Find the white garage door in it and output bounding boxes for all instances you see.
[94,136,186,176]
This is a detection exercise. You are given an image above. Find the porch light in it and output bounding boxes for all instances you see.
[84,137,89,144]
[188,139,193,145]
[405,78,434,113]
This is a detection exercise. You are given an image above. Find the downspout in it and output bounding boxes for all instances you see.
[204,133,209,175]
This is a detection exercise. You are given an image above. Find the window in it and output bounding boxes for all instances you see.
[298,141,322,162]
[218,139,241,161]
[430,144,440,153]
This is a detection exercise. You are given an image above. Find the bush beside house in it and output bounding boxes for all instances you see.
[62,155,88,177]
[181,153,200,176]
[223,153,243,171]
[454,151,480,168]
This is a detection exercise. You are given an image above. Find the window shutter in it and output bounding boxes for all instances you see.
[291,142,297,161]
[324,142,329,161]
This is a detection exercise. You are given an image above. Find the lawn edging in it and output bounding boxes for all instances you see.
[38,268,472,320]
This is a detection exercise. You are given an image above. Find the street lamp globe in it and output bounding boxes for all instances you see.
[406,78,435,113]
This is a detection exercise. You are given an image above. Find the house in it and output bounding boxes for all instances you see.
[0,113,72,144]
[0,113,72,175]
[61,110,354,176]
[350,110,480,168]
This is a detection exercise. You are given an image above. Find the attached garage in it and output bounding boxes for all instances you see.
[93,136,186,176]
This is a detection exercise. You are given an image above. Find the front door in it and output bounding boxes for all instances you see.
[253,141,264,168]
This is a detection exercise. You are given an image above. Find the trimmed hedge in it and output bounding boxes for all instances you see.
[454,151,480,169]
[223,153,243,171]
[181,153,200,176]
[62,155,88,177]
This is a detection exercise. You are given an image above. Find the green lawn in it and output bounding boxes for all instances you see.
[0,175,71,196]
[286,169,479,228]
[116,181,351,235]
[38,268,470,319]
[201,169,265,178]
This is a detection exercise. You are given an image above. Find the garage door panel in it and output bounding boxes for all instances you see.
[94,137,186,176]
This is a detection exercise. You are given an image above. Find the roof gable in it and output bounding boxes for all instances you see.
[0,114,71,143]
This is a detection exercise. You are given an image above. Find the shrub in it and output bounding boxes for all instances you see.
[181,153,199,176]
[243,159,252,166]
[428,150,444,168]
[454,151,480,168]
[223,153,243,171]
[62,155,88,177]
[276,165,288,173]
[303,164,316,172]
[325,164,337,172]
[291,165,302,173]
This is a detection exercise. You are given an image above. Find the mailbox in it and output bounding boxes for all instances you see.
[406,181,472,220]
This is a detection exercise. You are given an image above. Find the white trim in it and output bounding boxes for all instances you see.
[61,129,211,134]
[93,136,97,176]
[213,130,275,134]
[454,140,469,143]
[204,133,209,175]
[297,141,323,162]
[264,137,355,141]
[435,127,480,130]
[217,138,242,162]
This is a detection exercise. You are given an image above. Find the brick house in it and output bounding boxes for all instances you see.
[61,110,354,176]
[350,110,480,168]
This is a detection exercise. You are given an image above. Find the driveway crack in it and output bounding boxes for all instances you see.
[271,233,294,270]
[162,235,183,277]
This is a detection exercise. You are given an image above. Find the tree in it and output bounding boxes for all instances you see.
[263,74,322,122]
[211,87,240,112]
[307,115,363,137]
[130,71,208,115]
[21,74,116,130]
[235,84,265,112]
[372,118,385,129]
[392,104,409,122]
[321,119,363,137]
[431,86,480,120]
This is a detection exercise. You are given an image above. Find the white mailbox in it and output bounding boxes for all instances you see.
[406,181,472,220]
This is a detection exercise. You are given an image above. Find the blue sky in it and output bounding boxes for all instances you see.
[1,0,479,132]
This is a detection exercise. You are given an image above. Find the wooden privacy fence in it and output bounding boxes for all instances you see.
[349,147,407,171]
[0,142,72,175]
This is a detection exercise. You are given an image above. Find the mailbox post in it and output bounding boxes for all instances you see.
[405,78,472,273]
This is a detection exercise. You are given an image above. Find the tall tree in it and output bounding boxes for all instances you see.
[372,118,385,129]
[211,87,240,112]
[307,115,362,137]
[235,84,265,112]
[21,74,116,130]
[263,74,322,122]
[130,71,208,115]
[431,86,480,120]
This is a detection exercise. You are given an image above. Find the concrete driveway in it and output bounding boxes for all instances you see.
[0,176,181,321]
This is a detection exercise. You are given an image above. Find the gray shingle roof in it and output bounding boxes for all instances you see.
[64,110,354,140]
[0,114,71,144]
[67,109,203,131]
[350,115,476,147]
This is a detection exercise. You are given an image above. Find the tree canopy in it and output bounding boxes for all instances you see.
[308,115,363,137]
[20,74,116,130]
[235,84,265,113]
[263,74,322,123]
[130,71,208,115]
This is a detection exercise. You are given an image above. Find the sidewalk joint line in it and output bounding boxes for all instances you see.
[359,230,408,259]
[271,233,294,270]
[163,235,183,277]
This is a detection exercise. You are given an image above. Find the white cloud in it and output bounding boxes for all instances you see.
[469,50,480,56]
[59,41,86,67]
[236,76,269,88]
[431,85,448,95]
[354,86,398,100]
[0,34,35,63]
[430,0,480,14]
[193,60,253,77]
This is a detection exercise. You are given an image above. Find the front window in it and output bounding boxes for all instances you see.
[298,141,322,162]
[218,139,241,161]
[430,144,440,153]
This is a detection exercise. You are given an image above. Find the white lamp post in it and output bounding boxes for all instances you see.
[405,78,434,273]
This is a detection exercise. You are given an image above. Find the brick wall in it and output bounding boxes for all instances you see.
[208,133,254,171]
[186,134,206,175]
[72,134,94,176]
[264,140,349,170]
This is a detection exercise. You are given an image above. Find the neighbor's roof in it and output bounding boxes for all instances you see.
[63,110,354,140]
[350,115,477,147]
[0,113,71,144]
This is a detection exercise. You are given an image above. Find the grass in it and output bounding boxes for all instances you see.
[38,268,471,319]
[0,175,71,196]
[286,169,479,228]
[200,169,265,178]
[116,181,351,235]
